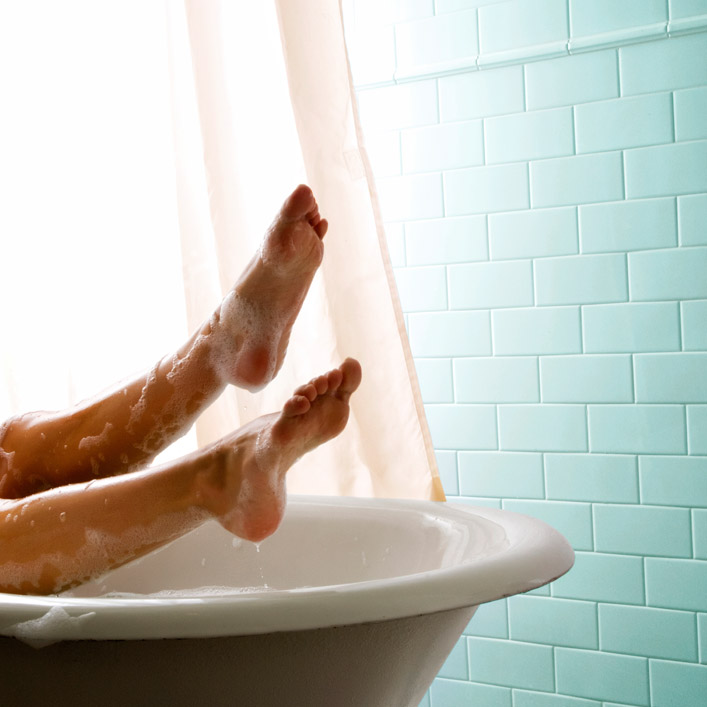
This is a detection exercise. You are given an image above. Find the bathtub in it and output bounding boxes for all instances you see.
[0,496,573,707]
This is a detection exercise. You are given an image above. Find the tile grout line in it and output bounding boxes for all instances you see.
[616,47,623,99]
[631,351,637,404]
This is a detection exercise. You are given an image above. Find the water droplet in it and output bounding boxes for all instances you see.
[201,558,206,567]
[59,512,66,523]
[30,520,35,528]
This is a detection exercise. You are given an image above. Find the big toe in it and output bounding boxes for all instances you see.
[281,184,316,220]
[338,358,362,399]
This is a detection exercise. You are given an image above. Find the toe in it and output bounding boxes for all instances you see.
[294,382,317,402]
[283,394,311,417]
[313,374,329,395]
[282,184,315,220]
[327,367,343,390]
[314,218,328,239]
[338,358,362,399]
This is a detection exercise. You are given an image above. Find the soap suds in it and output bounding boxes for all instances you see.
[77,422,114,451]
[4,606,96,648]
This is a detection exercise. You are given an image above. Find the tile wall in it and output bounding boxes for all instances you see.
[343,0,707,705]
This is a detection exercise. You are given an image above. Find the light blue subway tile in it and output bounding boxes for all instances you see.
[625,141,707,198]
[600,604,698,661]
[402,121,484,174]
[621,33,707,95]
[493,306,582,355]
[414,358,454,402]
[650,660,707,707]
[406,216,488,265]
[458,451,544,497]
[502,499,594,550]
[526,51,619,110]
[449,260,533,309]
[687,405,707,455]
[396,10,478,72]
[675,86,707,141]
[435,450,459,495]
[454,357,539,403]
[478,0,568,54]
[408,311,491,356]
[555,648,649,705]
[531,152,624,208]
[588,405,686,454]
[670,0,707,19]
[595,504,692,557]
[640,455,707,507]
[635,353,707,403]
[437,0,502,12]
[545,453,638,503]
[509,596,598,649]
[570,0,667,36]
[583,302,680,353]
[701,612,707,663]
[364,130,400,177]
[540,355,633,403]
[464,598,508,638]
[393,265,447,312]
[576,93,673,154]
[451,495,502,509]
[499,404,587,452]
[695,510,707,560]
[551,551,645,605]
[437,638,468,680]
[425,404,497,450]
[579,198,677,254]
[678,193,707,246]
[646,557,707,611]
[377,173,444,221]
[513,691,600,707]
[439,66,525,122]
[430,678,511,707]
[489,207,578,261]
[485,107,574,164]
[467,637,555,691]
[445,163,530,216]
[350,0,434,26]
[629,247,707,301]
[356,80,438,131]
[347,23,396,85]
[535,253,628,306]
[384,222,405,267]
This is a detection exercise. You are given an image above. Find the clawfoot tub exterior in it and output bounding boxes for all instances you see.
[0,496,574,706]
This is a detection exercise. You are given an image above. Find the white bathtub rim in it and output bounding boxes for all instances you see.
[0,497,574,642]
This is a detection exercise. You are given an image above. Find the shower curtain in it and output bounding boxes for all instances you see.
[0,0,443,501]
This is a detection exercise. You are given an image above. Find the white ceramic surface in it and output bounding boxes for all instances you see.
[0,496,574,643]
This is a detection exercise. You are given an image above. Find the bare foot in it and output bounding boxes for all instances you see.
[201,358,361,543]
[206,184,328,391]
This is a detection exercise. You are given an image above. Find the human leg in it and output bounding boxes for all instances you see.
[0,359,360,595]
[0,185,327,498]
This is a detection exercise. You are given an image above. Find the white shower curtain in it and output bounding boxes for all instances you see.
[0,0,443,501]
